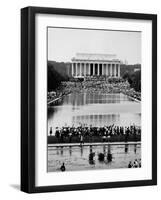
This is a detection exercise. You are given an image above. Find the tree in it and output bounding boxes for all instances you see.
[122,70,141,92]
[122,71,132,85]
[48,62,69,91]
[131,70,141,92]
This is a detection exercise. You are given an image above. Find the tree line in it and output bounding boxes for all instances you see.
[48,61,70,91]
[122,70,141,92]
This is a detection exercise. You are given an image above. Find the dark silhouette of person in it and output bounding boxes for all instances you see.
[128,161,132,168]
[60,163,66,172]
[49,127,52,136]
[125,127,129,142]
[107,153,112,162]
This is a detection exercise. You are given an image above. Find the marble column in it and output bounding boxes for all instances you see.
[98,63,100,76]
[93,63,95,75]
[85,63,88,76]
[88,63,90,75]
[102,63,104,75]
[118,64,120,77]
[105,64,106,76]
[110,64,113,76]
[106,64,108,76]
[84,63,86,76]
[72,63,74,76]
[80,63,82,76]
[87,63,89,76]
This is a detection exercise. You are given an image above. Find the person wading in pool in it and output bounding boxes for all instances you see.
[49,127,52,136]
[60,163,66,172]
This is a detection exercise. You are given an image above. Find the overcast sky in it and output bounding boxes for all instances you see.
[48,27,141,65]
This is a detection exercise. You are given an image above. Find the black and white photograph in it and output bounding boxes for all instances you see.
[20,6,157,193]
[47,27,141,173]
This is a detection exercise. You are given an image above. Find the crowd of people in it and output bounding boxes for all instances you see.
[49,124,141,143]
[48,77,141,105]
[128,159,141,168]
[62,78,141,101]
[47,90,71,104]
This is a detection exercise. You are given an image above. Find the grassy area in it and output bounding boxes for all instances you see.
[48,135,141,144]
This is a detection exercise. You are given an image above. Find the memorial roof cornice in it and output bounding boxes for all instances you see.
[71,53,120,62]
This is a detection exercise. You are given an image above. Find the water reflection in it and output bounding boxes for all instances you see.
[62,93,135,106]
[56,147,59,155]
[48,92,141,134]
[89,146,95,165]
[125,144,128,153]
[72,114,121,127]
[134,144,137,154]
[80,146,83,157]
[60,147,63,155]
[47,92,141,172]
[48,144,141,172]
[69,146,72,156]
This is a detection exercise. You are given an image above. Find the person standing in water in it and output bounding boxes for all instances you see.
[49,127,52,136]
[60,163,66,172]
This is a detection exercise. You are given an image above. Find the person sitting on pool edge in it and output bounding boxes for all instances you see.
[128,161,132,168]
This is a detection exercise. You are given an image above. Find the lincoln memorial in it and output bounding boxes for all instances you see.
[71,53,121,78]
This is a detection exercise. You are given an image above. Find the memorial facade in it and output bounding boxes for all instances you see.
[71,53,121,78]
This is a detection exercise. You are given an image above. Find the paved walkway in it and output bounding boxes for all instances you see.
[48,141,141,147]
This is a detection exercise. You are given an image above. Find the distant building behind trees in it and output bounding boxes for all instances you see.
[48,60,141,92]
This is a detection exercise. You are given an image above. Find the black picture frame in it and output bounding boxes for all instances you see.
[21,6,157,193]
